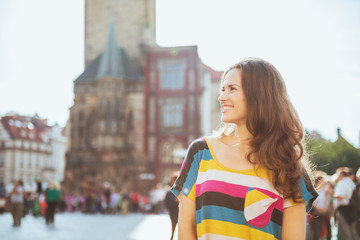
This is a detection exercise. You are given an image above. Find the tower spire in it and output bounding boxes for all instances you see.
[97,15,123,78]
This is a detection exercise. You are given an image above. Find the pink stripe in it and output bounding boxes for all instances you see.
[180,155,187,171]
[196,180,249,198]
[196,180,283,211]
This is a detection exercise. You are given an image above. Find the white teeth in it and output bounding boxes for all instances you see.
[222,106,231,110]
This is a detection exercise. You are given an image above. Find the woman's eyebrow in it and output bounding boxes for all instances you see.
[226,84,241,88]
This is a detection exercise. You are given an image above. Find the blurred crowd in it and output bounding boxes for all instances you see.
[0,179,175,227]
[309,167,360,240]
[5,167,360,240]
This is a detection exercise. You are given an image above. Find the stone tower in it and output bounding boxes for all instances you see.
[66,17,145,193]
[84,0,156,66]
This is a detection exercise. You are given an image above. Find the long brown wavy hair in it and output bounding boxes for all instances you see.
[221,57,312,202]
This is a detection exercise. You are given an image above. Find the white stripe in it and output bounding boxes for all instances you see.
[244,197,278,221]
[199,233,246,240]
[197,169,280,195]
[283,199,292,208]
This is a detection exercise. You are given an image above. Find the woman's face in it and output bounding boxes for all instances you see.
[218,69,247,126]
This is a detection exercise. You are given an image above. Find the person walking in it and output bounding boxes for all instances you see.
[171,58,318,240]
[334,167,358,240]
[45,182,60,225]
[0,182,6,214]
[309,171,333,240]
[10,180,24,227]
[165,173,180,240]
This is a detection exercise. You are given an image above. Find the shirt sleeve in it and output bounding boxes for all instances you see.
[284,170,319,213]
[171,139,203,201]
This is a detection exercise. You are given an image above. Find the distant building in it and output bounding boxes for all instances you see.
[65,0,222,193]
[144,45,204,183]
[202,64,223,135]
[0,113,66,188]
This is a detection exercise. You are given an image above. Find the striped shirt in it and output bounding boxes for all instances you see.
[171,137,318,240]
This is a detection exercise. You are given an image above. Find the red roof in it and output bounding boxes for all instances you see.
[0,115,51,142]
[202,64,223,81]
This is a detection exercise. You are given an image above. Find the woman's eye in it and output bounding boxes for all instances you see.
[231,87,236,91]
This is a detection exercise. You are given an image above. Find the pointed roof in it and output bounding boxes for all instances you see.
[75,17,143,83]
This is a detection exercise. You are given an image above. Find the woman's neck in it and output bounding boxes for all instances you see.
[221,123,251,150]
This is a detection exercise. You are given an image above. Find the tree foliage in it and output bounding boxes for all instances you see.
[307,136,360,175]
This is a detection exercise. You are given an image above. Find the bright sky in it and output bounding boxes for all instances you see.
[0,0,359,146]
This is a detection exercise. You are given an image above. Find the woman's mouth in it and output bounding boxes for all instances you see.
[221,105,233,113]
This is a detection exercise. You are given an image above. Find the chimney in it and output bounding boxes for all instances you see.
[337,128,341,139]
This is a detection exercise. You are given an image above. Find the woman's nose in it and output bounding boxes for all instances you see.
[218,91,227,101]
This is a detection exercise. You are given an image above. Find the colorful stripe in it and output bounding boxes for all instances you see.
[171,137,317,240]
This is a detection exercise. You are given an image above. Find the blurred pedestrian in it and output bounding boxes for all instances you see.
[45,182,60,225]
[120,188,130,215]
[10,180,24,227]
[103,182,111,213]
[131,192,140,212]
[334,167,358,239]
[36,179,43,195]
[0,182,6,214]
[309,171,333,240]
[58,183,66,212]
[165,173,179,240]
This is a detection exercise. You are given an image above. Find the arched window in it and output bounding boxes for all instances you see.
[161,142,172,163]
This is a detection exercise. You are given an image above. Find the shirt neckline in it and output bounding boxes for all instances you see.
[204,136,256,174]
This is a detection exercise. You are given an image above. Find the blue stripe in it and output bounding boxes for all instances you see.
[180,149,212,197]
[299,177,315,212]
[196,205,281,239]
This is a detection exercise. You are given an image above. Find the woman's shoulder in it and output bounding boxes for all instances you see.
[189,137,208,145]
[187,137,208,151]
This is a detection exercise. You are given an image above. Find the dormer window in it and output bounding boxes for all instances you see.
[28,122,34,129]
[15,120,21,127]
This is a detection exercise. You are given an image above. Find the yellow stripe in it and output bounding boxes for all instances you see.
[244,188,273,208]
[197,219,277,240]
[199,159,222,172]
[188,183,196,201]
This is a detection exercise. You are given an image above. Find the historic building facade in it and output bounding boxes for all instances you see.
[65,0,222,193]
[144,46,204,183]
[66,19,146,192]
[0,113,66,188]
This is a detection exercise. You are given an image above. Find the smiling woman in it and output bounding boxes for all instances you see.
[218,69,247,125]
[171,57,318,240]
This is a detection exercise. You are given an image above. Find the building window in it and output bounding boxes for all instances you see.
[161,62,185,90]
[19,154,24,168]
[163,104,183,128]
[161,142,172,163]
[15,120,21,127]
[0,154,4,167]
